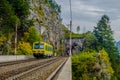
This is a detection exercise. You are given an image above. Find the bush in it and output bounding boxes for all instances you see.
[72,49,114,80]
[17,41,32,55]
[0,35,6,46]
[72,51,98,80]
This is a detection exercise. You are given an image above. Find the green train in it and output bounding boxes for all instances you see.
[33,42,53,58]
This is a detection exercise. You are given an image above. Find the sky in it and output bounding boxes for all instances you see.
[56,0,120,41]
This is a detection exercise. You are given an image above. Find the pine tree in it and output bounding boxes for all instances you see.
[93,15,120,79]
[93,15,119,63]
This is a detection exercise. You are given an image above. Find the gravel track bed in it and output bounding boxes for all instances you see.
[14,57,66,80]
[0,58,36,67]
[0,59,39,74]
[0,57,58,80]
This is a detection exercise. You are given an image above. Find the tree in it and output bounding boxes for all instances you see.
[0,0,20,55]
[22,26,42,44]
[93,15,120,79]
[76,25,80,34]
[93,15,118,57]
[0,0,18,34]
[84,32,97,50]
[7,0,31,35]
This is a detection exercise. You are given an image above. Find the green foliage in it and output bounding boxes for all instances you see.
[0,0,19,34]
[72,49,114,80]
[72,51,98,80]
[34,8,45,17]
[22,26,42,44]
[0,34,7,52]
[7,0,30,19]
[62,25,83,39]
[7,0,31,34]
[48,0,61,13]
[0,0,30,33]
[72,33,84,39]
[93,15,120,79]
[112,64,120,80]
[84,32,97,50]
[17,41,32,55]
[0,34,7,46]
[99,49,114,77]
[93,15,118,53]
[28,26,41,44]
[0,0,20,55]
[0,0,30,55]
[0,0,62,56]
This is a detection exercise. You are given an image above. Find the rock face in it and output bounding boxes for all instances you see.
[28,0,63,49]
[65,38,85,54]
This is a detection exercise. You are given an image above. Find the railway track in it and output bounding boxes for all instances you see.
[0,58,37,67]
[46,57,67,80]
[0,57,67,80]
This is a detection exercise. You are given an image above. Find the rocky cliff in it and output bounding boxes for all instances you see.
[28,0,64,49]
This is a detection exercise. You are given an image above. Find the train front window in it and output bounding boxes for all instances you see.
[34,44,44,49]
[34,44,39,49]
[39,44,44,49]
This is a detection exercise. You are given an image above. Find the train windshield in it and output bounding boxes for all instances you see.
[34,44,44,49]
[39,44,44,49]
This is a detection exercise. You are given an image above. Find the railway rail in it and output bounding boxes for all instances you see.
[0,57,67,80]
[0,58,37,67]
[46,57,67,80]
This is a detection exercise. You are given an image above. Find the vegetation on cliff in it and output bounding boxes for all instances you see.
[72,49,114,80]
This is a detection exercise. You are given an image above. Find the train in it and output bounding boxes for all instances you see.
[33,41,53,58]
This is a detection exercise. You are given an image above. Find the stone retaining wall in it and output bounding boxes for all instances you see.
[0,55,34,62]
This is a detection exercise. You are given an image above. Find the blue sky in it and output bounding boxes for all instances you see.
[56,0,120,41]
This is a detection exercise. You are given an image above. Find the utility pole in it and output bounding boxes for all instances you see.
[69,0,72,56]
[15,20,18,55]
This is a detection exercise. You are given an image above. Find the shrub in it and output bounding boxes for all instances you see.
[0,35,7,46]
[17,41,32,55]
[72,49,114,80]
[72,51,98,80]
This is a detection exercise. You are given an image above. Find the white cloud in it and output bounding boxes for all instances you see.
[56,0,120,41]
[72,1,105,16]
[113,31,120,41]
[111,19,120,31]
